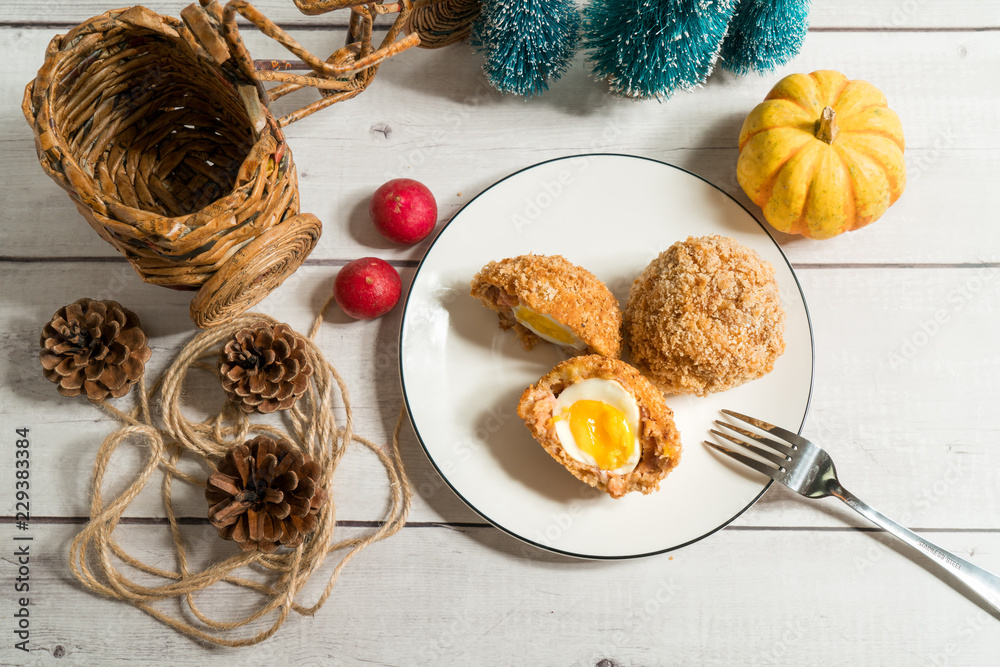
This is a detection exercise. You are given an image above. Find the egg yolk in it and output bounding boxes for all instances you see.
[566,400,635,471]
[513,306,576,346]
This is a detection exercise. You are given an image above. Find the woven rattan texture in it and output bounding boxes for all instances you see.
[409,0,482,48]
[22,6,309,332]
[22,1,480,328]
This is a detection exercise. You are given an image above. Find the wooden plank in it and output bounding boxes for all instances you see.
[2,3,997,664]
[0,0,996,29]
[3,263,1000,532]
[4,522,1000,664]
[0,263,483,524]
[4,27,997,264]
[810,1,1000,30]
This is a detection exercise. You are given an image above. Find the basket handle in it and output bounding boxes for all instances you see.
[181,0,423,127]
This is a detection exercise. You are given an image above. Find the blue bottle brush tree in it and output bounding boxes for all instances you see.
[583,0,737,100]
[471,0,581,97]
[720,0,812,74]
[471,0,812,99]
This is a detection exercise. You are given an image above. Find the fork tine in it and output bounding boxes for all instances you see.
[721,409,809,448]
[704,441,780,481]
[709,429,789,468]
[714,421,795,456]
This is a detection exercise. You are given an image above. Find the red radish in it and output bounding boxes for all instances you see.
[333,257,402,320]
[369,178,438,244]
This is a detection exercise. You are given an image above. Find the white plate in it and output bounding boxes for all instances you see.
[399,154,813,559]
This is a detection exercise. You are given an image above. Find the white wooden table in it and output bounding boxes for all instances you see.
[3,1,1000,663]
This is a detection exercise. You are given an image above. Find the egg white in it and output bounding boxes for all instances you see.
[553,378,641,475]
[513,304,588,351]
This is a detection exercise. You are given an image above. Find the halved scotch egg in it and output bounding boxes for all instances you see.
[517,355,682,499]
[470,254,621,358]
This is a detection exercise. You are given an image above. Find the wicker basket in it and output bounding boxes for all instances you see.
[407,0,482,48]
[22,1,478,328]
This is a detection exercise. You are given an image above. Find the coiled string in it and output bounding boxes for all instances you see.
[69,295,411,646]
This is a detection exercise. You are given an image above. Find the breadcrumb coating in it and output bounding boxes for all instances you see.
[624,235,785,396]
[517,355,682,499]
[469,254,621,358]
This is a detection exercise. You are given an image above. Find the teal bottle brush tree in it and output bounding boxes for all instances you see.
[583,0,736,99]
[720,0,812,75]
[472,0,812,100]
[471,0,581,97]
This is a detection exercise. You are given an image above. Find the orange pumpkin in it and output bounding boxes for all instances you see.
[737,70,906,239]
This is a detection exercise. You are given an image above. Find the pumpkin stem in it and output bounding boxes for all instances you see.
[816,106,839,144]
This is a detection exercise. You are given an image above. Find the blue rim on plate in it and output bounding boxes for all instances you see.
[398,153,814,560]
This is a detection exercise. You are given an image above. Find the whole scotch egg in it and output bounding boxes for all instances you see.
[470,254,621,357]
[518,355,682,499]
[624,235,786,396]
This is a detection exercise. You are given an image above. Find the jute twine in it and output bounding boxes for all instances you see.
[68,296,411,647]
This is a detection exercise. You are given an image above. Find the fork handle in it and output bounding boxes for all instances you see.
[833,484,1000,614]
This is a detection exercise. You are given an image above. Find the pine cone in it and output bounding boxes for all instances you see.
[218,322,313,413]
[206,436,328,553]
[39,298,152,401]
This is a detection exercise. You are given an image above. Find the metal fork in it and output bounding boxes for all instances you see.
[706,409,1000,615]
